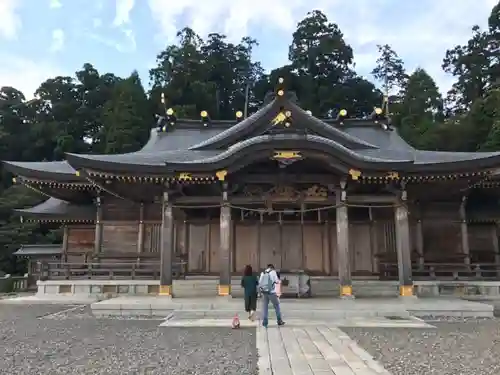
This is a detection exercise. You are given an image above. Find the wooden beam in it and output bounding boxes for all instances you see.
[218,183,232,296]
[231,174,339,184]
[395,200,413,297]
[172,194,396,205]
[94,197,103,256]
[336,182,353,298]
[62,225,69,263]
[159,192,174,296]
[459,196,470,265]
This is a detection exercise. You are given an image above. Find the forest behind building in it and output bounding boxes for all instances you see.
[1,5,500,274]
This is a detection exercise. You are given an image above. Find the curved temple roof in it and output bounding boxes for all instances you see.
[5,93,500,179]
[14,197,96,221]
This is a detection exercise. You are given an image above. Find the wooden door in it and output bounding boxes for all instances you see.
[209,223,220,273]
[329,223,338,275]
[350,223,373,273]
[259,224,281,269]
[234,223,259,272]
[188,224,208,272]
[303,224,324,273]
[281,224,302,270]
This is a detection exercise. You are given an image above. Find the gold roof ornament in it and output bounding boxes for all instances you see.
[349,169,362,180]
[271,112,287,125]
[273,151,301,159]
[216,170,227,181]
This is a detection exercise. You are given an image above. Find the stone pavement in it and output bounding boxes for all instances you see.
[258,325,391,375]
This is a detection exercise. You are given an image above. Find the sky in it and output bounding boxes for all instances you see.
[0,0,497,99]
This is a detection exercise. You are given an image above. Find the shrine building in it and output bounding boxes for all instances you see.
[6,79,500,299]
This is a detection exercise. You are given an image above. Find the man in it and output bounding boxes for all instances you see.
[259,264,285,328]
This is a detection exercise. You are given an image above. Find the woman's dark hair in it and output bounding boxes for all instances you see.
[243,265,253,276]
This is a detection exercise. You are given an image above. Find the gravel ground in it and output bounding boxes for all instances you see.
[0,304,257,375]
[344,318,500,375]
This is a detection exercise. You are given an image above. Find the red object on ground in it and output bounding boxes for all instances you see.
[232,314,241,329]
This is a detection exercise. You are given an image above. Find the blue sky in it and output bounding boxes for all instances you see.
[0,0,497,98]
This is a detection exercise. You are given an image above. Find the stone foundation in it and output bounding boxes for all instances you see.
[35,278,500,299]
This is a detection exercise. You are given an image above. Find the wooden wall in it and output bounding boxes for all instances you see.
[66,225,95,262]
[180,221,378,275]
[70,199,500,273]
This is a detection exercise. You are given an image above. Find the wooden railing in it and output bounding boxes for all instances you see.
[38,261,187,281]
[379,262,500,280]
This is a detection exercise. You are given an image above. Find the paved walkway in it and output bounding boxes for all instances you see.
[258,325,391,375]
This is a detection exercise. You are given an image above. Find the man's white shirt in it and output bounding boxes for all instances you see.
[259,268,279,294]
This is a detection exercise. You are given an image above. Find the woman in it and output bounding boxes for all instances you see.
[240,265,258,320]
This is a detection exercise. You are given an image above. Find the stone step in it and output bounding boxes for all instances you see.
[169,308,411,320]
[173,280,218,297]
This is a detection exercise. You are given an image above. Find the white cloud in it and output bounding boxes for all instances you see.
[0,0,21,40]
[0,55,66,98]
[113,0,135,26]
[49,0,62,9]
[88,29,136,53]
[49,29,65,52]
[146,0,496,94]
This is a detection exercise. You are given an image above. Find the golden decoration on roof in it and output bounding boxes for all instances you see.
[387,171,399,180]
[166,108,174,116]
[273,151,301,159]
[216,170,228,181]
[271,112,287,125]
[235,110,243,118]
[349,169,362,180]
[178,172,192,180]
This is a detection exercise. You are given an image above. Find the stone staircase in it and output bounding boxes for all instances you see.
[310,278,400,298]
[232,277,399,298]
[173,278,218,298]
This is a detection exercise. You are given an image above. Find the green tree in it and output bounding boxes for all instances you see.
[371,44,407,115]
[102,71,152,154]
[398,68,444,148]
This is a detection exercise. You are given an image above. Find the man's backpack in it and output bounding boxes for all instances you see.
[259,270,274,294]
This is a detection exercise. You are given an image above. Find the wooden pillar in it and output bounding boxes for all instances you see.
[219,182,232,296]
[62,225,69,263]
[492,224,500,277]
[160,192,174,296]
[137,203,145,254]
[415,204,425,268]
[93,196,103,256]
[336,180,353,298]
[459,196,470,265]
[368,207,379,274]
[395,186,413,297]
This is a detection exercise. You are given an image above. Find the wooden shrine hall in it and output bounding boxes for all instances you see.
[6,79,500,298]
